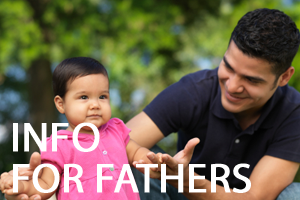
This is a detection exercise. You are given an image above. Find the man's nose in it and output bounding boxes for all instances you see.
[226,74,244,93]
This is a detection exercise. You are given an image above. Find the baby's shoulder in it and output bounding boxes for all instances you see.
[46,131,74,151]
[105,118,127,129]
[104,118,130,138]
[109,117,125,125]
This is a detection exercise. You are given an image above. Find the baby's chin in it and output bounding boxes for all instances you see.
[73,123,101,134]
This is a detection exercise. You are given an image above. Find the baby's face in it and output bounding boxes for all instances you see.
[61,74,111,134]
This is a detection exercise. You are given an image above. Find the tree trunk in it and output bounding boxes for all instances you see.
[24,0,57,160]
[27,59,57,160]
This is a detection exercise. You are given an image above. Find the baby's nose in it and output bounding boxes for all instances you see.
[90,99,100,109]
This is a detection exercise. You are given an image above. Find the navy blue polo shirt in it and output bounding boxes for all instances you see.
[144,67,300,189]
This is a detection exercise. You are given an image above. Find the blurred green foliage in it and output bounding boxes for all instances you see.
[0,0,300,187]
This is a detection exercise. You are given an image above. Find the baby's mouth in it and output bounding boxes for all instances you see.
[87,114,101,118]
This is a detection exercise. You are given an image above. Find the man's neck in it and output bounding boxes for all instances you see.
[233,109,262,130]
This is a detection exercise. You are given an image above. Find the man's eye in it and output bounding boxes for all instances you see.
[99,95,107,99]
[247,78,258,83]
[81,96,88,99]
[225,64,233,71]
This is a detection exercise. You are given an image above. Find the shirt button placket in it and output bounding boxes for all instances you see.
[102,150,117,178]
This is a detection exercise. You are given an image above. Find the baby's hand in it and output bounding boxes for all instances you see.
[148,152,163,179]
[133,152,163,179]
[0,172,13,194]
[0,172,25,195]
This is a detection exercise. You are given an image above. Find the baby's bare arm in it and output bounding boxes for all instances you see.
[126,139,148,163]
[126,139,162,178]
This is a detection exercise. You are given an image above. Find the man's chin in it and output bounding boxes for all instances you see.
[221,99,243,114]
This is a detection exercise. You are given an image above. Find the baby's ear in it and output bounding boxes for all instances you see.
[54,95,65,114]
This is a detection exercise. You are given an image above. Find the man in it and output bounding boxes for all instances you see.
[127,8,300,200]
[2,8,300,200]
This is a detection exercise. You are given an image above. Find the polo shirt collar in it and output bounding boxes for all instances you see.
[255,87,282,129]
[211,84,283,130]
[211,86,233,120]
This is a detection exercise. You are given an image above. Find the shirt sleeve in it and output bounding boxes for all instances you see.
[265,107,300,163]
[111,118,131,146]
[40,137,65,174]
[143,71,215,136]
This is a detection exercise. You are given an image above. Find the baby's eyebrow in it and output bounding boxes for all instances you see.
[75,91,87,95]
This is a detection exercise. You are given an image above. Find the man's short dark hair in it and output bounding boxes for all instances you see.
[230,8,300,79]
[52,57,108,98]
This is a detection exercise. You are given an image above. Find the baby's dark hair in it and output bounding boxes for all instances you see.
[52,57,108,98]
[230,8,300,80]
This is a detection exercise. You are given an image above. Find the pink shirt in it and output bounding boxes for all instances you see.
[41,118,140,200]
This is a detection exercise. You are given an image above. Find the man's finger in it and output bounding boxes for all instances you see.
[182,138,200,158]
[28,194,42,200]
[4,188,15,196]
[5,194,29,200]
[1,172,9,179]
[156,153,163,163]
[8,152,42,178]
[146,152,160,164]
[162,154,178,169]
[8,169,31,177]
[29,152,41,170]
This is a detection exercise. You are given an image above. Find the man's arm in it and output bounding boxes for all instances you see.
[126,111,165,149]
[126,111,299,199]
[163,154,299,200]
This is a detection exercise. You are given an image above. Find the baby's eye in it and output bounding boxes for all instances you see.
[80,95,88,99]
[99,95,107,99]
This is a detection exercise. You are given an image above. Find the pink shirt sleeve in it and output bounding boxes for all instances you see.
[110,118,131,145]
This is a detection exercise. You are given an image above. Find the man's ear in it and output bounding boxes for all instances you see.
[278,66,295,87]
[54,95,65,114]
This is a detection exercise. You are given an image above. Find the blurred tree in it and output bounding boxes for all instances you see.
[0,0,300,183]
[0,0,242,159]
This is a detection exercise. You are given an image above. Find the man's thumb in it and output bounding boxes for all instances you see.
[29,152,41,170]
[183,138,200,158]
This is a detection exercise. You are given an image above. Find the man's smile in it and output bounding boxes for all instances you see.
[225,90,246,103]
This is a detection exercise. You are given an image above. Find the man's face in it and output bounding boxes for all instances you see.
[218,41,279,117]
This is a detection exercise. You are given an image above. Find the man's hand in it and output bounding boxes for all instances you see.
[1,152,42,200]
[134,138,200,181]
[161,138,200,182]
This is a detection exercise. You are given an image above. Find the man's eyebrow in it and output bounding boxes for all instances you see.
[222,56,266,83]
[244,75,266,83]
[223,56,233,71]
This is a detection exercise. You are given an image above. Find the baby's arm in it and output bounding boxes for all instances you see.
[126,139,162,178]
[0,167,58,199]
